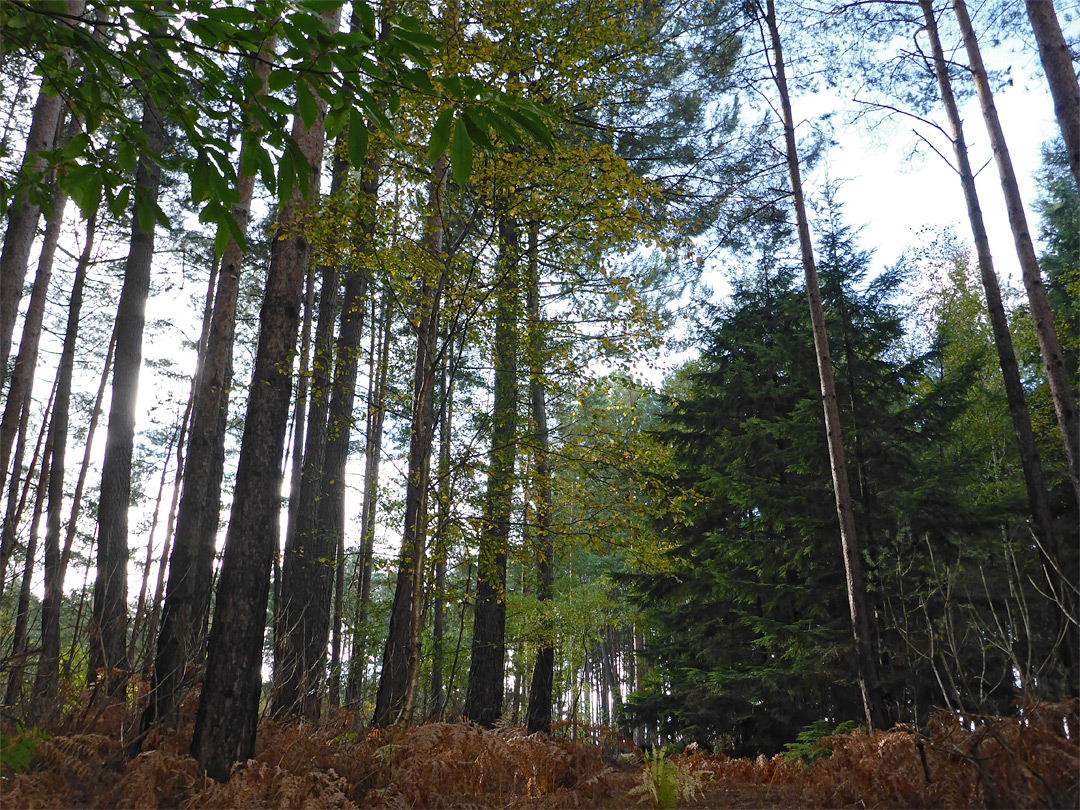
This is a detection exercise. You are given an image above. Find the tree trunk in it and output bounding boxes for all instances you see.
[138,252,216,687]
[0,162,72,597]
[372,155,449,727]
[346,289,392,709]
[323,142,381,712]
[429,357,454,719]
[31,211,96,716]
[284,268,316,558]
[0,122,74,505]
[128,418,182,669]
[1025,0,1080,192]
[147,36,276,730]
[271,151,345,719]
[0,0,84,382]
[525,220,555,735]
[278,260,316,638]
[90,86,167,698]
[764,0,888,732]
[191,9,338,781]
[2,421,50,708]
[465,210,521,728]
[952,0,1080,504]
[918,0,1062,616]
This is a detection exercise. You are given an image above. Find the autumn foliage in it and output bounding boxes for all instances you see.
[2,692,1076,809]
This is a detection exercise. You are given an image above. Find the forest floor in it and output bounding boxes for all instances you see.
[2,691,1076,809]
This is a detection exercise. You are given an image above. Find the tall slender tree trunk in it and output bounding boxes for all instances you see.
[429,356,454,720]
[0,0,83,381]
[0,124,74,503]
[372,155,449,727]
[3,420,50,707]
[90,87,167,697]
[284,265,316,553]
[271,142,349,719]
[328,530,346,708]
[918,0,1071,683]
[128,419,182,668]
[952,0,1080,503]
[525,221,555,735]
[62,331,114,582]
[139,253,215,686]
[1025,0,1080,192]
[322,141,382,714]
[0,166,71,595]
[346,289,392,709]
[763,0,888,732]
[465,209,521,728]
[147,37,276,730]
[191,9,338,780]
[279,262,316,631]
[0,381,34,601]
[31,211,97,716]
[140,428,184,675]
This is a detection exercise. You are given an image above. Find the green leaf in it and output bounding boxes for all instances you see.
[450,114,473,184]
[257,94,294,118]
[462,110,492,150]
[296,80,317,129]
[504,105,554,151]
[60,132,90,161]
[208,6,257,25]
[392,27,440,52]
[477,108,524,148]
[190,157,209,204]
[401,67,434,95]
[63,164,102,215]
[256,142,276,193]
[108,185,130,219]
[427,109,453,164]
[325,104,347,141]
[278,146,295,207]
[268,69,294,93]
[353,2,376,39]
[348,109,368,166]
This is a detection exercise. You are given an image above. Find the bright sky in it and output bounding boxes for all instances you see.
[805,29,1067,288]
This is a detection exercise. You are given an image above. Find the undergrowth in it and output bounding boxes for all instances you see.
[1,694,1076,808]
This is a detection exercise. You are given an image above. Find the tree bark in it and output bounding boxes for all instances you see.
[1025,0,1080,193]
[465,209,521,728]
[0,0,83,382]
[0,122,73,505]
[429,357,453,720]
[191,8,338,780]
[322,142,381,713]
[918,0,1071,681]
[372,155,449,727]
[346,289,392,710]
[89,86,167,697]
[525,220,555,735]
[128,418,182,669]
[279,260,316,636]
[0,156,72,597]
[31,211,96,716]
[147,36,275,730]
[953,0,1080,503]
[764,0,888,732]
[272,136,347,721]
[139,250,215,686]
[2,418,51,708]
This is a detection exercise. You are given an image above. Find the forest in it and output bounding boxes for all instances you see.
[0,0,1077,807]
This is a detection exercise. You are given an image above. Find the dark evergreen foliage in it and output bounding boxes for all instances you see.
[623,213,1026,756]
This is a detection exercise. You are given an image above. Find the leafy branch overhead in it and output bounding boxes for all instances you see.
[0,0,552,253]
